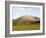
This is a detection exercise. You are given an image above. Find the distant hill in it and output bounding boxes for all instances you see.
[13,16,40,26]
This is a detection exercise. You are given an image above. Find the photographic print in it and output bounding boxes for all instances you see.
[5,1,44,37]
[12,5,40,31]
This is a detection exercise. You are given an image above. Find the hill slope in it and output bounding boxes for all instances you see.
[13,16,40,26]
[12,16,40,31]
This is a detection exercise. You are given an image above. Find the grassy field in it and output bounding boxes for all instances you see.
[12,24,40,31]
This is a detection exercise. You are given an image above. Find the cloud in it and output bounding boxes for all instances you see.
[15,7,25,11]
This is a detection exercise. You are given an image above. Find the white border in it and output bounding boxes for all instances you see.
[10,4,43,34]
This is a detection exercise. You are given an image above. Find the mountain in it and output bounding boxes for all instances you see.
[13,16,40,26]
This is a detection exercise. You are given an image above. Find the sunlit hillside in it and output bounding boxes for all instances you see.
[12,16,40,31]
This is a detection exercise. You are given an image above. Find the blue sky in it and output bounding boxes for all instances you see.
[12,7,40,19]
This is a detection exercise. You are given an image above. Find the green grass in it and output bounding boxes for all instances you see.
[12,24,40,31]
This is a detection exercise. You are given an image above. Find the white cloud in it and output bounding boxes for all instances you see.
[15,7,25,11]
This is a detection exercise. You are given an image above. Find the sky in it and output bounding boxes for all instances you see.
[12,6,40,19]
